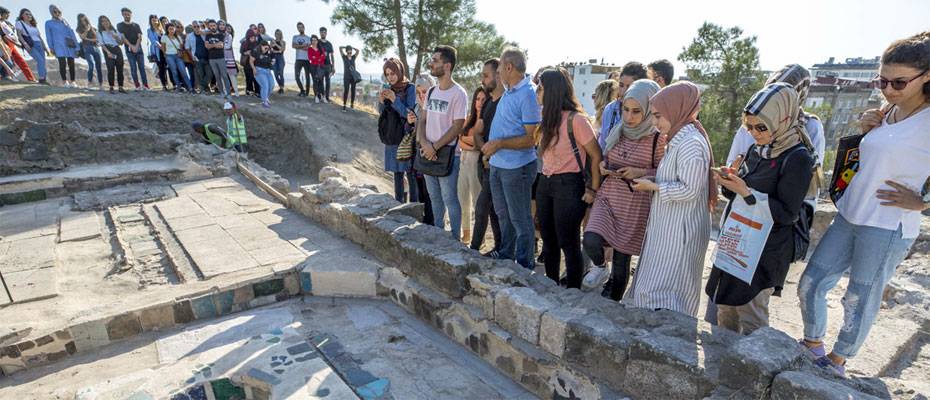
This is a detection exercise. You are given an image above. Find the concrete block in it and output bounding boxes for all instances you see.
[719,327,804,395]
[493,287,556,345]
[771,371,882,400]
[106,312,143,341]
[139,303,176,331]
[69,319,110,352]
[300,253,379,297]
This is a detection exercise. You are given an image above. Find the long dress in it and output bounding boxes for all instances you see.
[626,123,712,316]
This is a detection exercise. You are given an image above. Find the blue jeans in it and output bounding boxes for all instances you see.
[255,67,275,103]
[82,45,102,84]
[166,54,192,90]
[424,155,462,238]
[798,214,914,358]
[27,45,47,80]
[273,54,285,88]
[125,48,148,87]
[490,160,537,270]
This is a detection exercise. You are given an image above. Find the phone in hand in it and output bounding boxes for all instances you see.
[712,167,733,179]
[382,82,391,90]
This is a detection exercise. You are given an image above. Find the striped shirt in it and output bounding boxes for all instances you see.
[626,124,712,316]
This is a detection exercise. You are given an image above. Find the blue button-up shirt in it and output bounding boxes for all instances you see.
[44,19,78,58]
[489,75,541,169]
[598,99,622,150]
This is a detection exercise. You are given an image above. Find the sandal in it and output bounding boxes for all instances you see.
[798,339,826,360]
[814,356,846,378]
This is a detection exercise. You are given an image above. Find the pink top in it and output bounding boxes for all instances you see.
[540,112,595,176]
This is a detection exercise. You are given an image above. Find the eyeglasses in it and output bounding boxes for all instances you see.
[874,70,928,90]
[744,123,768,133]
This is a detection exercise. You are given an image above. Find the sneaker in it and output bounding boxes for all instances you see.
[814,356,846,378]
[798,339,826,361]
[342,106,347,113]
[143,85,151,91]
[262,102,271,108]
[278,88,284,94]
[481,250,501,259]
[582,266,611,292]
[109,87,115,94]
[118,87,127,93]
[315,97,320,104]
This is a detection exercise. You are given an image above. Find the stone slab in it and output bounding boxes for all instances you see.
[183,239,260,279]
[58,212,101,243]
[226,226,283,251]
[771,371,881,400]
[0,235,57,274]
[300,253,379,297]
[155,308,294,363]
[162,213,216,232]
[493,287,555,345]
[5,266,58,303]
[69,319,111,353]
[189,192,246,218]
[248,243,307,267]
[139,303,177,332]
[154,196,205,221]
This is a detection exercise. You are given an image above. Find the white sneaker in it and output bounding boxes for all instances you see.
[582,265,611,292]
[315,97,320,104]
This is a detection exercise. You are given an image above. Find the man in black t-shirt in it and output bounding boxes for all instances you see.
[204,19,230,96]
[470,58,504,256]
[318,27,334,102]
[116,7,148,89]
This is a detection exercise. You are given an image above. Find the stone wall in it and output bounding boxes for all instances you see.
[287,168,888,400]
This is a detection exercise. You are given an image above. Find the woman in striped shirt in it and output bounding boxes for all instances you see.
[627,81,715,316]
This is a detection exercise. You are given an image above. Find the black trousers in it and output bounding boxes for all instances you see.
[103,48,124,87]
[322,64,331,99]
[471,163,501,252]
[309,65,324,99]
[155,51,170,88]
[244,63,258,93]
[536,172,587,288]
[57,57,75,81]
[294,60,311,95]
[343,80,357,107]
[583,231,632,300]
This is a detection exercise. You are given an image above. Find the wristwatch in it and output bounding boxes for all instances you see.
[743,193,757,206]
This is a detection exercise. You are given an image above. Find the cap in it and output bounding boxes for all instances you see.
[223,102,234,110]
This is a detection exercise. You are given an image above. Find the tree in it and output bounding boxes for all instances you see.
[324,0,512,81]
[679,22,765,162]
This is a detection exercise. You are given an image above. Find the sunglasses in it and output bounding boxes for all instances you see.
[874,70,928,90]
[744,123,768,133]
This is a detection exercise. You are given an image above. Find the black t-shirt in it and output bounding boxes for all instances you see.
[319,40,334,65]
[116,22,141,46]
[205,32,226,59]
[480,95,500,143]
[251,49,274,69]
[341,53,357,74]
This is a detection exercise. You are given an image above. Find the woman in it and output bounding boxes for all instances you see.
[160,22,193,92]
[458,87,488,245]
[97,15,125,93]
[15,9,49,84]
[626,81,714,316]
[44,4,78,87]
[340,45,360,111]
[584,79,665,301]
[798,31,930,378]
[0,7,36,82]
[251,40,276,108]
[410,73,434,224]
[381,58,419,203]
[223,23,239,97]
[272,29,286,94]
[307,35,326,103]
[147,15,170,90]
[706,83,814,335]
[75,13,101,89]
[240,29,259,96]
[535,69,603,289]
[592,79,620,132]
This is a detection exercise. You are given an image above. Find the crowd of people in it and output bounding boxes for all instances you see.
[0,5,362,110]
[375,31,930,379]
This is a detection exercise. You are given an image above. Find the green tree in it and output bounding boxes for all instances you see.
[679,22,765,163]
[324,0,512,81]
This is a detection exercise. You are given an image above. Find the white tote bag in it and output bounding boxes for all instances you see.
[713,191,774,284]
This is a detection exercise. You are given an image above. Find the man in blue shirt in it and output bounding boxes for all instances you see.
[598,62,648,150]
[481,47,539,270]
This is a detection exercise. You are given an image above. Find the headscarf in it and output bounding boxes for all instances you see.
[383,58,409,94]
[743,82,813,159]
[651,81,717,208]
[766,64,817,124]
[604,79,660,152]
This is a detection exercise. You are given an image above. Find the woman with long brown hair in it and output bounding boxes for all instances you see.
[458,86,489,244]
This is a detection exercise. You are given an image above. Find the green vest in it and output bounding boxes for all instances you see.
[203,124,230,148]
[227,114,247,145]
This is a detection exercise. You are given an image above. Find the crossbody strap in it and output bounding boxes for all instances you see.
[565,111,591,185]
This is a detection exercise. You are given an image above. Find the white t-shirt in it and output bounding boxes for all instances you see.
[837,106,930,239]
[425,82,468,151]
[293,34,310,61]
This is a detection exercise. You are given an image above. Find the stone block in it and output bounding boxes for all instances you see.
[252,278,285,297]
[69,319,110,352]
[106,312,143,341]
[233,285,255,306]
[564,314,631,392]
[771,371,881,400]
[0,345,25,375]
[282,272,300,296]
[213,290,235,315]
[249,294,277,308]
[173,300,195,324]
[407,280,454,329]
[719,327,804,395]
[624,332,715,399]
[190,294,219,320]
[384,202,424,221]
[300,253,379,297]
[493,287,556,345]
[139,303,176,331]
[539,306,588,357]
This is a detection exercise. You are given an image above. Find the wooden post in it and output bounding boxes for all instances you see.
[217,0,228,21]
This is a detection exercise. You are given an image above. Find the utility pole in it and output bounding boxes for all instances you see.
[217,0,228,21]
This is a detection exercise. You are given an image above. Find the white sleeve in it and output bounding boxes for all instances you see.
[726,127,753,165]
[806,118,826,166]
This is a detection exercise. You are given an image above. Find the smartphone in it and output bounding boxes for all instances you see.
[382,82,391,90]
[712,167,731,179]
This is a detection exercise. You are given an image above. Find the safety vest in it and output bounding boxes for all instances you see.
[227,114,247,145]
[203,124,230,148]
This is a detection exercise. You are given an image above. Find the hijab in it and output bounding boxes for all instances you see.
[604,79,660,152]
[743,82,812,159]
[651,81,718,208]
[383,58,409,94]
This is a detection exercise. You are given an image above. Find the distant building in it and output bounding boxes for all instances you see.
[810,57,880,82]
[805,78,882,142]
[560,60,622,116]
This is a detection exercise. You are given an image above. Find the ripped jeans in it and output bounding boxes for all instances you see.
[797,214,914,358]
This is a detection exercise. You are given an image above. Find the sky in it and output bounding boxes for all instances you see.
[10,0,930,79]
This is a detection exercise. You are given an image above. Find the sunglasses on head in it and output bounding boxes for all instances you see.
[874,70,928,90]
[744,123,768,133]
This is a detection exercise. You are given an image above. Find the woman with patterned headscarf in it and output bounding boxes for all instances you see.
[706,82,815,335]
[380,57,418,204]
[626,81,714,316]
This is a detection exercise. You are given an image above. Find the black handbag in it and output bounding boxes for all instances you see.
[414,143,455,177]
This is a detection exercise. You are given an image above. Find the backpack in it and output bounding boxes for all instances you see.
[377,86,410,145]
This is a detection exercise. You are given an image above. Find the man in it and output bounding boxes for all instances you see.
[204,20,230,97]
[116,8,149,90]
[598,61,648,149]
[416,45,468,239]
[647,59,674,88]
[470,58,504,257]
[292,22,312,97]
[187,21,212,93]
[191,121,230,149]
[318,27,335,102]
[480,47,539,270]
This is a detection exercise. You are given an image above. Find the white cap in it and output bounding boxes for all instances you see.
[223,102,234,110]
